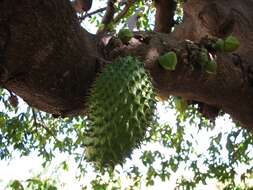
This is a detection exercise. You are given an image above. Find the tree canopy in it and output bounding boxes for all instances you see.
[1,0,253,189]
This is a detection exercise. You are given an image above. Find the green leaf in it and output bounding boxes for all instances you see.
[10,180,24,190]
[62,161,69,171]
[214,133,222,144]
[47,185,58,190]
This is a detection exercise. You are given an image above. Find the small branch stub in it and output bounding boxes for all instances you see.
[158,51,178,71]
[205,60,217,74]
[198,48,217,74]
[224,36,240,53]
[118,28,134,44]
[214,35,240,53]
[174,96,188,114]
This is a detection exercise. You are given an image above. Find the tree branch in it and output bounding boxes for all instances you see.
[97,0,117,34]
[0,0,98,116]
[32,108,59,141]
[97,0,136,33]
[104,32,253,129]
[154,0,177,33]
[78,7,107,21]
[114,0,134,24]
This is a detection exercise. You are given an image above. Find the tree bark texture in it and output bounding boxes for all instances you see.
[1,0,253,129]
[0,0,98,116]
[154,0,177,33]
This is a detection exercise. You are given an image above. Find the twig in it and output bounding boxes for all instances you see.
[114,0,134,24]
[97,0,117,34]
[38,112,54,135]
[78,7,107,21]
[32,108,59,141]
[32,108,38,126]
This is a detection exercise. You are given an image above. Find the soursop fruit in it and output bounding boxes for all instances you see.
[85,56,157,169]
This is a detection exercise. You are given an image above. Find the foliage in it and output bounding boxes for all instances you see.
[7,178,58,190]
[1,87,253,189]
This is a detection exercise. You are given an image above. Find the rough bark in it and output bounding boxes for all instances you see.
[1,0,253,130]
[154,0,177,33]
[0,0,98,116]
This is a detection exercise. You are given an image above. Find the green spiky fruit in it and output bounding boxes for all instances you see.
[118,29,133,44]
[158,51,178,71]
[224,35,240,52]
[85,56,157,169]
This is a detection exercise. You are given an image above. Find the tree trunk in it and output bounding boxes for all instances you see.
[1,0,253,130]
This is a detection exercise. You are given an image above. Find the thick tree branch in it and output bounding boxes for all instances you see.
[1,0,253,130]
[154,0,177,33]
[103,33,253,129]
[0,0,98,116]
